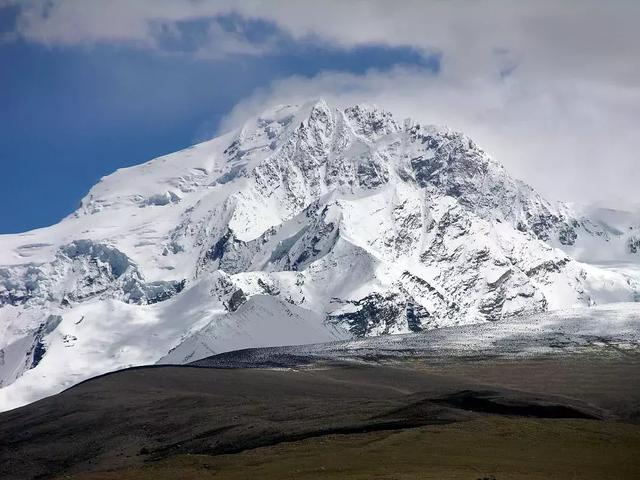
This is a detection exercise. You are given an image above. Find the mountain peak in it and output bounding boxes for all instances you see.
[1,99,638,411]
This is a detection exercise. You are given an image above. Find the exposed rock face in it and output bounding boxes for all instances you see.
[0,99,638,410]
[0,240,184,307]
[628,236,640,254]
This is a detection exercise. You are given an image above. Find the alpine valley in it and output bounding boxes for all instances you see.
[1,100,639,411]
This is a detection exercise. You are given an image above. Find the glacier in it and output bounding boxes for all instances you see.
[1,99,639,410]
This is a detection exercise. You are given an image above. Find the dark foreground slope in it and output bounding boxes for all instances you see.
[1,353,640,480]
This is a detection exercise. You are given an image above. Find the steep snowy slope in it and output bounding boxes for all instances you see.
[1,100,639,410]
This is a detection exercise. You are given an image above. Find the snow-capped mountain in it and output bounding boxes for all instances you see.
[1,99,639,410]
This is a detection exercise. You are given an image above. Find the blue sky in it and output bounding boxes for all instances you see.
[0,7,437,233]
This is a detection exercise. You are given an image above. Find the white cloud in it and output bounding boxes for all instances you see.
[4,0,640,206]
[7,1,640,82]
[219,66,640,207]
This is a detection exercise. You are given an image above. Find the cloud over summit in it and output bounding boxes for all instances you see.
[3,0,640,206]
